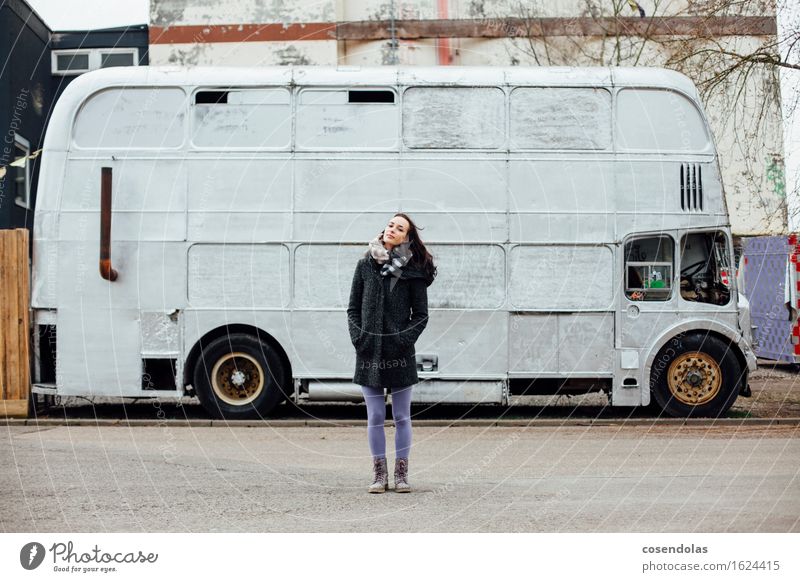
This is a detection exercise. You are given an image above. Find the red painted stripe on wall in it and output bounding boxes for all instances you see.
[149,23,336,44]
[149,16,777,45]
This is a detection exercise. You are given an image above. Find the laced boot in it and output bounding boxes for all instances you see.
[394,457,411,493]
[368,456,388,493]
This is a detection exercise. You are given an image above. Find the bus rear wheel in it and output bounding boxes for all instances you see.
[650,333,742,418]
[193,333,286,420]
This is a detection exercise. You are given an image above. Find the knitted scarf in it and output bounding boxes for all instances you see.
[368,233,413,292]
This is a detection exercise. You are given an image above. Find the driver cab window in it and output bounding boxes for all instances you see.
[680,232,731,305]
[625,235,674,301]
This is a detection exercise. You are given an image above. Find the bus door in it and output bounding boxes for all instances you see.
[616,233,679,405]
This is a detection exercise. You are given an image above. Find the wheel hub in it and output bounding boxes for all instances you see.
[667,351,722,406]
[230,369,247,387]
[210,352,265,406]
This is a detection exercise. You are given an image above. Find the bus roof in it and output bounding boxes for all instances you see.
[61,63,697,91]
[44,64,700,152]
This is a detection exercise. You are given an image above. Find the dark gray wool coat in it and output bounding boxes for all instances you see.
[347,255,430,390]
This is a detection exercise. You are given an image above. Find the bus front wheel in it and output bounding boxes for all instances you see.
[650,333,742,418]
[193,333,286,420]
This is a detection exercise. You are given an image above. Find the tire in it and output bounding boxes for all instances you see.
[650,333,743,418]
[192,333,287,420]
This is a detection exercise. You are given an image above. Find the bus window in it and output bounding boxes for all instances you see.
[616,89,710,152]
[625,235,674,301]
[296,88,398,149]
[510,87,611,150]
[191,88,291,148]
[73,87,186,149]
[403,86,505,149]
[679,232,731,306]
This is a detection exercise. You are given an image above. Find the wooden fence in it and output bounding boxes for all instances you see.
[0,229,30,418]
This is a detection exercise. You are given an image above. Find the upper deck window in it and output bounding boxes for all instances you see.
[73,87,186,149]
[191,88,291,148]
[510,87,611,150]
[616,89,711,153]
[296,89,398,149]
[403,87,505,149]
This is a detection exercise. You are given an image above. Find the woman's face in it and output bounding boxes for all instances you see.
[383,216,410,249]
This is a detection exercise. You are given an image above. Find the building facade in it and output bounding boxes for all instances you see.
[0,0,147,230]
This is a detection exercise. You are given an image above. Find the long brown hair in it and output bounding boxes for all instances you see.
[383,212,437,286]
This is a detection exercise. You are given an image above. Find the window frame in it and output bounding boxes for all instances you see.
[401,85,507,151]
[52,48,139,76]
[678,229,734,307]
[295,86,400,152]
[12,133,31,210]
[623,233,676,302]
[189,86,293,151]
[614,87,713,155]
[509,86,613,151]
[71,86,187,150]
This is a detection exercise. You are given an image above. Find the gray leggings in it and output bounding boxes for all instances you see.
[361,384,414,459]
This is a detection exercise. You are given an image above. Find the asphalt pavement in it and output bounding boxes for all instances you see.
[2,423,797,532]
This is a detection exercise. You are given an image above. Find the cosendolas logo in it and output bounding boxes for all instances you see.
[20,542,46,570]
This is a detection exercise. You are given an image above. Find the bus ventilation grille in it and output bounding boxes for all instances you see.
[680,163,703,212]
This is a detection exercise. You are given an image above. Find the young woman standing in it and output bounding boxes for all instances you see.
[347,213,437,493]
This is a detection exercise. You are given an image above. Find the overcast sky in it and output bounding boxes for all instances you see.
[27,0,148,30]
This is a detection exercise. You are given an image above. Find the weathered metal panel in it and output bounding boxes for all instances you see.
[425,244,505,309]
[182,308,294,361]
[417,309,508,376]
[509,314,559,373]
[140,311,181,356]
[557,313,614,373]
[187,244,291,308]
[408,380,504,404]
[60,159,188,242]
[56,307,141,395]
[508,312,614,374]
[187,158,292,242]
[509,158,615,213]
[399,158,506,211]
[391,211,506,243]
[31,215,59,309]
[56,241,187,310]
[510,88,612,150]
[509,212,615,244]
[304,379,505,404]
[403,86,505,149]
[294,244,366,309]
[289,310,359,377]
[294,158,399,212]
[508,245,614,310]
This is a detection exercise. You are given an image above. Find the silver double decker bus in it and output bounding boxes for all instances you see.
[30,65,756,419]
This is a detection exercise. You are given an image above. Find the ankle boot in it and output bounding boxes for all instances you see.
[394,457,411,493]
[368,456,388,493]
